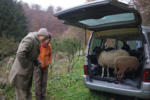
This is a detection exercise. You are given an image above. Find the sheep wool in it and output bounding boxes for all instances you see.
[98,49,129,68]
[98,49,129,78]
[114,56,139,81]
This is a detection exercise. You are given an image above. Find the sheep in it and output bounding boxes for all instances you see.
[98,49,129,78]
[114,56,139,81]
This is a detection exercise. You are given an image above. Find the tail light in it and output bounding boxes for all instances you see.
[84,65,88,75]
[143,69,150,82]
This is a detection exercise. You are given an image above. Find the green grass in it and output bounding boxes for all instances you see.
[45,56,110,100]
[0,58,16,100]
[1,83,15,100]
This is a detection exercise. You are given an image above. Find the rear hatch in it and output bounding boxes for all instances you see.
[54,0,141,31]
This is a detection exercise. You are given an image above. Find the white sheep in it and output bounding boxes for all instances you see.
[114,56,139,81]
[98,49,129,78]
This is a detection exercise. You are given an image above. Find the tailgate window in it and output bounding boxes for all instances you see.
[79,13,135,27]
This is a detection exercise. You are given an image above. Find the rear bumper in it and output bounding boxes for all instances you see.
[83,75,150,99]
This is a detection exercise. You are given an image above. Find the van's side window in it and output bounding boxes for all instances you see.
[117,40,142,50]
[89,38,101,55]
[117,40,123,49]
[127,40,142,50]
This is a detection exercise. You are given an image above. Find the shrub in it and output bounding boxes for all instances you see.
[0,36,18,61]
[59,38,81,72]
[50,37,81,73]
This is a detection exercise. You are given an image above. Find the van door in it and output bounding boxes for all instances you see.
[54,0,141,31]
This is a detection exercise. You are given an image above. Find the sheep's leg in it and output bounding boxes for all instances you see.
[114,67,120,80]
[117,71,124,81]
[114,67,117,75]
[101,67,104,78]
[121,73,124,80]
[107,67,110,78]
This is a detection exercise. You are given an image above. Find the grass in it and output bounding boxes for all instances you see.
[0,55,112,100]
[0,83,15,100]
[44,56,110,100]
[0,57,16,100]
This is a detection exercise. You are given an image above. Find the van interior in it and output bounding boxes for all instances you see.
[87,27,145,89]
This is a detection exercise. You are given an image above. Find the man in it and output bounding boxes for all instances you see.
[34,34,52,100]
[9,28,50,100]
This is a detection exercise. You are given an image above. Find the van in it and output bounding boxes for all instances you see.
[54,0,150,99]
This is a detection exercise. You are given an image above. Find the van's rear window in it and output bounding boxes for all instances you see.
[79,13,135,26]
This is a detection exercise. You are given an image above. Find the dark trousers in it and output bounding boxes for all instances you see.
[34,66,48,100]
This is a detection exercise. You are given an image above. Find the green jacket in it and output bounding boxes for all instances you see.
[9,32,40,89]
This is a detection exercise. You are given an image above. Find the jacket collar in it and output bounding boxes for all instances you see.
[32,32,40,44]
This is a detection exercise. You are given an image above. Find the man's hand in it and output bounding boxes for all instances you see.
[38,60,42,67]
[34,60,42,66]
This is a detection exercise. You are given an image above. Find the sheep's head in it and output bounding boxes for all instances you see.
[93,47,103,58]
[105,38,115,49]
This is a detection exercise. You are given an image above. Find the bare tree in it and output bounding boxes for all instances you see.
[133,0,150,25]
[21,3,68,35]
